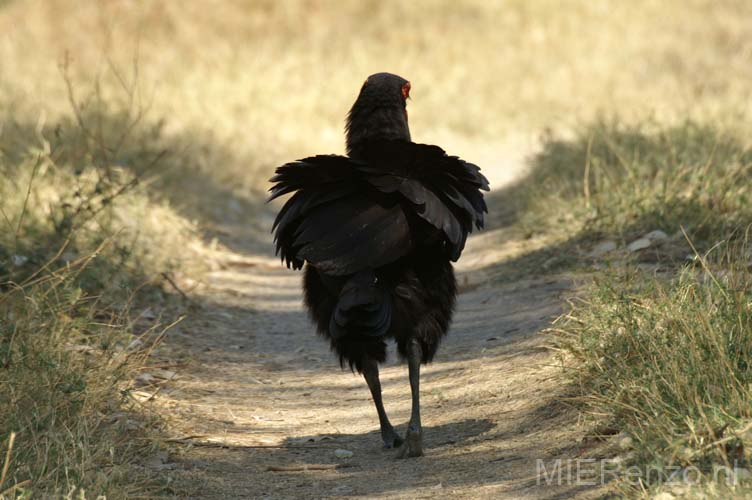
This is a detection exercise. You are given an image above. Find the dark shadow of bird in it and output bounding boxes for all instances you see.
[269,72,489,458]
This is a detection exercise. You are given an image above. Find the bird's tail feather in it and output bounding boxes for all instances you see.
[329,270,392,340]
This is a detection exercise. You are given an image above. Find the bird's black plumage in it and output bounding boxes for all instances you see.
[269,72,489,457]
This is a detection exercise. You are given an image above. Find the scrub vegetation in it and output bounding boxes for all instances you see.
[1,0,750,497]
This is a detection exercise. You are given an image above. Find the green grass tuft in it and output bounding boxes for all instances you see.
[555,241,752,491]
[532,121,752,494]
[520,120,752,246]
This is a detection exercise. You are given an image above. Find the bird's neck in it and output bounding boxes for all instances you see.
[346,105,411,159]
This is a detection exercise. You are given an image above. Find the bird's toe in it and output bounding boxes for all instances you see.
[395,426,423,458]
[381,428,404,449]
[384,435,404,449]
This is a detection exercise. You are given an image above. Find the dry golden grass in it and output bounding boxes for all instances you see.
[2,1,752,497]
[0,91,205,497]
[554,240,752,496]
[2,0,751,193]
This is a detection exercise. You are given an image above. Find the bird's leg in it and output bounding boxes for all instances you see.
[397,339,423,458]
[363,359,403,449]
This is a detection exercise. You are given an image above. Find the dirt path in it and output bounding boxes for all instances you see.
[156,141,609,499]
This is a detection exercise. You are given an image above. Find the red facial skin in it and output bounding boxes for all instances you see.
[401,82,411,100]
[402,82,411,119]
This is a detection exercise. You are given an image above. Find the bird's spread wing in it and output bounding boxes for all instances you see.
[269,141,489,275]
[358,140,489,261]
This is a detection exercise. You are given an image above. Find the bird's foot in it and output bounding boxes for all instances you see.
[396,424,423,458]
[381,426,404,449]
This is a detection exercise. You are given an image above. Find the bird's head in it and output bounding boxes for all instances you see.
[346,72,412,158]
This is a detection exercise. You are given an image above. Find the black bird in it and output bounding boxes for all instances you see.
[269,73,489,458]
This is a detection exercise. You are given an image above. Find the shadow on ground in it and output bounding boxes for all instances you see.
[171,389,609,499]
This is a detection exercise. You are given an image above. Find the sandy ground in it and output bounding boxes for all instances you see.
[150,138,611,499]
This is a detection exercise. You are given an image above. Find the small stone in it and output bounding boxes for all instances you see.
[125,418,143,430]
[627,238,651,252]
[11,255,28,266]
[127,339,144,351]
[130,390,154,402]
[135,373,158,386]
[151,369,177,380]
[676,446,694,462]
[334,448,354,459]
[588,240,617,257]
[617,434,634,450]
[735,468,752,482]
[144,451,169,468]
[653,492,675,500]
[228,198,243,214]
[60,251,78,263]
[644,230,668,241]
[139,308,157,320]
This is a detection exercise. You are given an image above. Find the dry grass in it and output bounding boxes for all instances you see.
[500,118,752,494]
[0,267,166,499]
[2,0,751,195]
[516,119,752,244]
[2,0,752,497]
[0,63,205,498]
[554,241,752,497]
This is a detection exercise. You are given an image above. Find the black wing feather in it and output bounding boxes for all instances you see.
[358,140,489,257]
[268,140,488,274]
